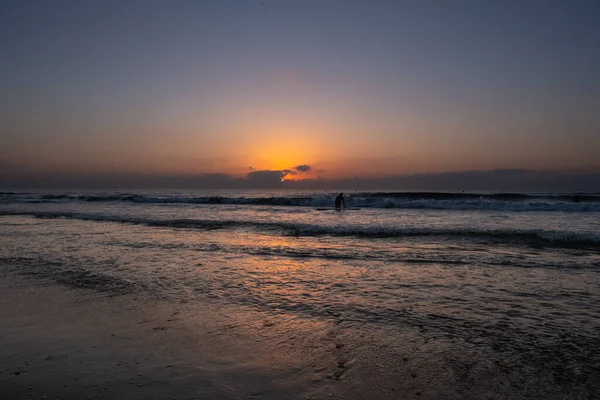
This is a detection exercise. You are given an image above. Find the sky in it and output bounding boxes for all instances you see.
[1,0,599,189]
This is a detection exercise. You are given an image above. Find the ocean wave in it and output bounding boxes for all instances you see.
[1,191,600,211]
[0,256,144,294]
[2,210,599,249]
[105,239,598,269]
[355,191,600,201]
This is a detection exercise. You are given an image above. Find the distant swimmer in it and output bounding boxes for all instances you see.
[334,193,346,210]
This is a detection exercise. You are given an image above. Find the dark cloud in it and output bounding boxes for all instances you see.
[247,170,285,181]
[244,169,294,188]
[294,164,311,172]
[296,169,600,192]
[2,169,600,191]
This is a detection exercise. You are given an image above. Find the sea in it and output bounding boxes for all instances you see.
[1,189,600,393]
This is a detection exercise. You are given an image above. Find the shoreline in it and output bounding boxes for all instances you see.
[0,276,339,399]
[1,273,596,399]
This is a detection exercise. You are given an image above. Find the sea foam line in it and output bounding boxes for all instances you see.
[1,210,599,248]
[1,192,599,211]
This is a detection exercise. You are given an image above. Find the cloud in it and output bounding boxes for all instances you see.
[247,170,286,182]
[2,168,600,191]
[245,169,299,187]
[294,164,311,172]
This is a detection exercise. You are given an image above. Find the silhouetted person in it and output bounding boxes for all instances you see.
[334,193,346,210]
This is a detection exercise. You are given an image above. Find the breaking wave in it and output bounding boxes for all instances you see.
[1,191,599,212]
[2,210,599,249]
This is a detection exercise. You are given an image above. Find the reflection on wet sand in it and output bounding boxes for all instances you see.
[1,209,600,398]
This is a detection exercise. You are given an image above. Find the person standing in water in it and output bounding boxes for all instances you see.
[334,193,346,210]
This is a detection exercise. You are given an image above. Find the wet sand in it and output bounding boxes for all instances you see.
[0,275,595,399]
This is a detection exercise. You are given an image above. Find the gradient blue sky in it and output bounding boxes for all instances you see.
[1,0,599,187]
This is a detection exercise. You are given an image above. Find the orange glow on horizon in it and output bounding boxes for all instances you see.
[281,173,297,181]
[241,130,321,174]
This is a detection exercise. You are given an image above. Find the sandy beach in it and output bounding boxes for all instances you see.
[2,271,594,400]
[1,276,349,400]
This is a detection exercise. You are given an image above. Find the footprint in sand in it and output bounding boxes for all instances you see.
[330,361,348,380]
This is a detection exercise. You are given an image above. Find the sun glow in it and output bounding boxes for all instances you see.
[245,136,317,173]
